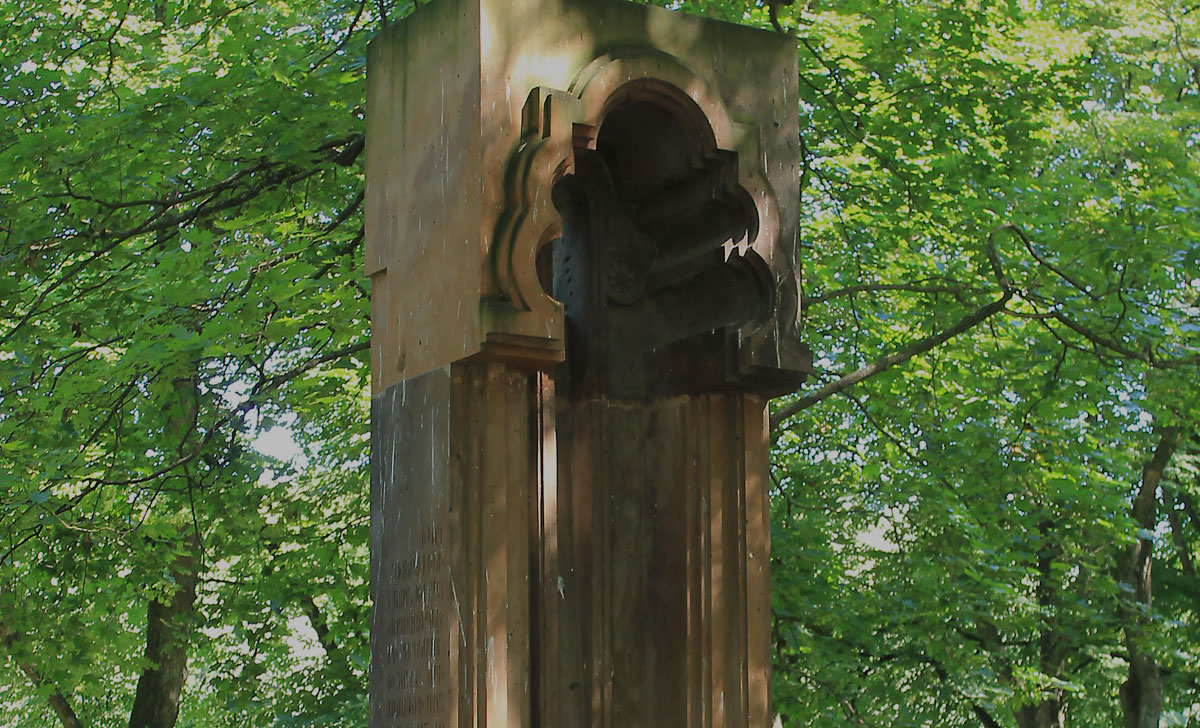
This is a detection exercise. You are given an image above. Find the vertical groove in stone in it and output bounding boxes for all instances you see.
[686,395,702,728]
[453,363,486,728]
[514,368,530,728]
[710,393,729,728]
[728,393,748,728]
[598,401,613,728]
[554,393,587,728]
[480,364,505,728]
[445,370,466,728]
[732,393,748,728]
[533,373,557,728]
[743,395,771,728]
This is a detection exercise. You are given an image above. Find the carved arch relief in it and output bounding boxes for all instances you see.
[487,49,805,393]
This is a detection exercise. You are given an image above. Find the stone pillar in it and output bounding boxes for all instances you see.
[365,2,809,727]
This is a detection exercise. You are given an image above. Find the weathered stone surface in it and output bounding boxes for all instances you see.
[365,0,808,393]
[540,393,773,728]
[367,2,807,727]
[370,363,537,728]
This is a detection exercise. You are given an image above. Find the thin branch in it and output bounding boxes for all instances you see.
[1164,487,1196,578]
[772,291,1012,429]
[312,226,364,280]
[969,702,1005,728]
[802,281,969,306]
[300,595,341,661]
[3,134,364,347]
[182,1,257,52]
[838,390,927,465]
[1048,310,1147,362]
[986,224,1018,293]
[766,0,793,34]
[84,340,368,488]
[306,0,369,75]
[1178,489,1200,534]
[324,188,365,235]
[1006,223,1100,301]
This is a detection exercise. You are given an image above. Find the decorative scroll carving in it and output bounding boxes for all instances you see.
[485,88,579,344]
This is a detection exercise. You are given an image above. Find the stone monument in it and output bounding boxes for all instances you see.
[365,1,810,726]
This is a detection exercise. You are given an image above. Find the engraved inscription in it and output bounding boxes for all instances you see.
[381,523,450,728]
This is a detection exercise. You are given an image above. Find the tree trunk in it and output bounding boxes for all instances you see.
[127,539,201,728]
[300,594,355,686]
[1013,520,1068,728]
[1119,426,1182,728]
[128,365,203,728]
[1014,699,1066,728]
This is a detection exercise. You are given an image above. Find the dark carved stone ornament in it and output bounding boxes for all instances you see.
[487,50,811,396]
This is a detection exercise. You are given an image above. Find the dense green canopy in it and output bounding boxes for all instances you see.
[1,1,1198,727]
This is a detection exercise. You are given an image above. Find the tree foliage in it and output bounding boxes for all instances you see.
[2,0,378,724]
[1,0,1198,727]
[766,0,1200,725]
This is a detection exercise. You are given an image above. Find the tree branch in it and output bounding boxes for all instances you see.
[771,292,1011,429]
[85,339,367,488]
[1119,425,1182,728]
[1164,487,1196,578]
[3,134,365,347]
[1006,223,1100,302]
[305,0,369,76]
[128,531,201,728]
[1043,308,1200,370]
[1178,489,1200,534]
[0,620,85,728]
[300,594,355,684]
[766,0,793,34]
[802,281,970,306]
[838,390,927,465]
